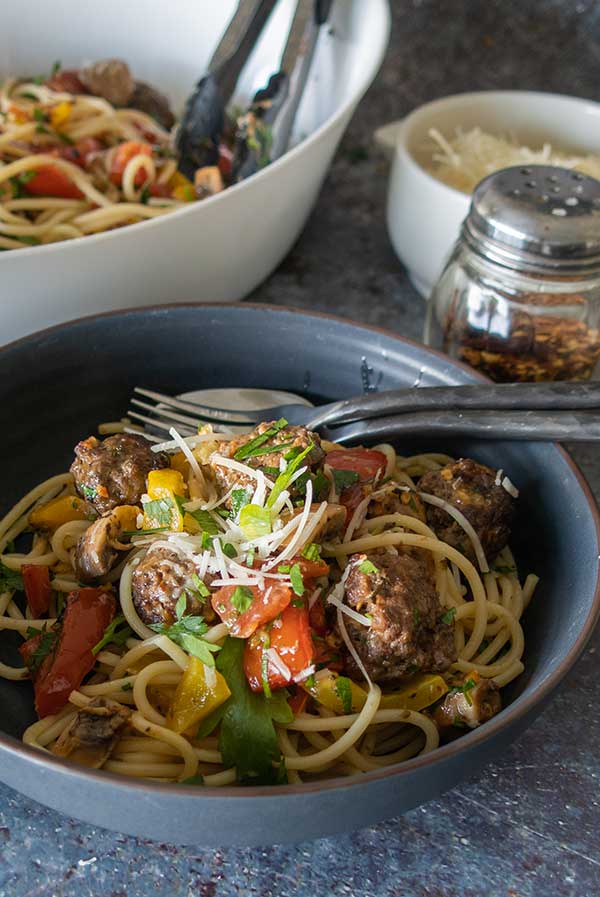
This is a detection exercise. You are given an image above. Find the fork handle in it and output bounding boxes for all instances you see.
[327,408,600,444]
[308,381,600,430]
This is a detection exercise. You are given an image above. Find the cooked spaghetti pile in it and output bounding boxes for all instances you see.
[0,59,224,251]
[0,417,537,786]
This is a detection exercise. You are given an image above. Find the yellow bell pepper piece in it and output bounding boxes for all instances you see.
[169,171,196,202]
[379,674,449,712]
[50,101,72,129]
[112,505,140,532]
[302,670,368,714]
[147,468,186,497]
[166,656,231,734]
[170,451,190,479]
[29,494,91,531]
[303,670,448,715]
[142,468,187,532]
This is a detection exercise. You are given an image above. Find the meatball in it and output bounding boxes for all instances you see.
[129,81,175,129]
[210,422,325,504]
[368,485,426,523]
[418,458,514,563]
[433,671,501,738]
[52,697,130,768]
[341,550,456,684]
[131,546,211,626]
[70,434,169,516]
[75,505,138,583]
[79,59,135,106]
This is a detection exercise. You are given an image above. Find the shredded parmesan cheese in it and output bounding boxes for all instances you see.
[426,126,600,193]
[501,476,519,498]
[266,648,291,682]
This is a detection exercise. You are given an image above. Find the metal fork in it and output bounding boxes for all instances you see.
[126,383,600,442]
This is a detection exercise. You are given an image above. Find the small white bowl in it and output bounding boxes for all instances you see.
[376,91,600,298]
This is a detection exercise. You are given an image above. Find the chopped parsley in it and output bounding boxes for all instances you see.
[453,716,468,729]
[0,561,23,594]
[304,673,315,689]
[289,563,305,597]
[440,607,457,625]
[301,543,321,563]
[334,676,353,714]
[222,542,237,559]
[266,442,314,510]
[189,573,210,603]
[80,484,97,501]
[24,626,57,674]
[233,419,288,461]
[461,678,476,706]
[311,470,330,501]
[142,497,175,528]
[230,488,251,519]
[189,509,220,535]
[215,636,293,784]
[181,774,204,785]
[92,615,132,655]
[332,469,359,493]
[230,586,254,615]
[139,186,150,204]
[150,596,220,667]
[245,548,255,568]
[121,682,134,692]
[493,564,517,575]
[33,107,47,123]
[358,559,378,575]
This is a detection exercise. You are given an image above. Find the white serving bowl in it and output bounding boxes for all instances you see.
[0,0,390,343]
[377,91,600,298]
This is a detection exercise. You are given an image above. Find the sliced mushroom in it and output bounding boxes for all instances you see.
[75,505,139,582]
[433,670,501,737]
[52,697,131,768]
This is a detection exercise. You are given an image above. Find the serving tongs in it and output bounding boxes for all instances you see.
[127,381,600,443]
[176,0,331,181]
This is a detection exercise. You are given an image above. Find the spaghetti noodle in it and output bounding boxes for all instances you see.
[0,420,537,786]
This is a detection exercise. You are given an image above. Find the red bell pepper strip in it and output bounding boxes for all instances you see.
[212,581,292,639]
[244,603,314,693]
[21,565,52,618]
[19,587,115,718]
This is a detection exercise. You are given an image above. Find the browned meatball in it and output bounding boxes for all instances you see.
[210,422,324,505]
[368,485,426,523]
[70,434,169,516]
[340,550,456,684]
[129,81,175,129]
[131,546,212,626]
[79,59,135,106]
[418,458,515,564]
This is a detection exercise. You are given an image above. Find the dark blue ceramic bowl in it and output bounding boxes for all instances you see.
[0,304,598,845]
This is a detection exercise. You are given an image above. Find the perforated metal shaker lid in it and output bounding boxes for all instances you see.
[462,165,600,274]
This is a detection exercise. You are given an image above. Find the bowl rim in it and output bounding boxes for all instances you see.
[394,88,600,205]
[1,300,599,802]
[0,0,391,263]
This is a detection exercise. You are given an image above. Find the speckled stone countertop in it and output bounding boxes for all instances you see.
[2,2,600,895]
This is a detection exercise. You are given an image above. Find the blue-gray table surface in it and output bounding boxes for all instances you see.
[2,2,599,894]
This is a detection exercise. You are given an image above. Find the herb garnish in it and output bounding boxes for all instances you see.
[80,484,97,501]
[440,607,457,625]
[215,636,293,784]
[230,488,251,519]
[301,543,321,563]
[233,419,288,461]
[0,562,23,594]
[334,676,353,714]
[358,559,378,575]
[266,442,314,510]
[332,469,359,493]
[24,626,57,674]
[230,586,254,615]
[189,509,220,535]
[150,594,221,667]
[289,563,305,597]
[92,614,132,655]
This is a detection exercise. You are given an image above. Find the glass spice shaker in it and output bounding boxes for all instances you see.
[424,165,600,382]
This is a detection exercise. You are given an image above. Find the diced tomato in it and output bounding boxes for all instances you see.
[211,581,292,639]
[54,138,103,170]
[8,103,30,123]
[325,448,387,484]
[149,182,172,198]
[45,69,87,94]
[337,481,365,519]
[244,603,314,693]
[292,557,330,583]
[308,593,328,635]
[217,142,233,179]
[288,688,308,715]
[19,588,115,718]
[21,565,52,618]
[109,141,153,186]
[24,165,83,199]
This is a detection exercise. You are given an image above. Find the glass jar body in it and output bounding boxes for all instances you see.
[424,243,600,382]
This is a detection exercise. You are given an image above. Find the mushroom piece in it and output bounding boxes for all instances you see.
[75,505,138,582]
[52,697,131,768]
[433,671,501,737]
[79,59,135,107]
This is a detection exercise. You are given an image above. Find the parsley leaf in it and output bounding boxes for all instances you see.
[301,542,321,563]
[358,559,378,575]
[80,484,97,501]
[233,419,288,461]
[334,676,353,714]
[222,543,237,559]
[289,563,305,597]
[216,637,292,784]
[150,600,221,667]
[440,607,457,625]
[189,509,220,535]
[230,488,251,519]
[267,442,314,510]
[332,469,359,493]
[231,586,254,614]
[24,627,57,674]
[92,614,132,655]
[191,573,210,600]
[0,561,23,594]
[181,774,204,785]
